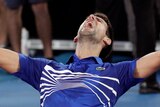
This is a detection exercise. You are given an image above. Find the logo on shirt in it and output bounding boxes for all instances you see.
[96,67,105,71]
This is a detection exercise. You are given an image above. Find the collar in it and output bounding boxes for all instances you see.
[66,54,103,64]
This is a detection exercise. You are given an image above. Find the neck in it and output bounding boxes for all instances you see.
[75,42,102,59]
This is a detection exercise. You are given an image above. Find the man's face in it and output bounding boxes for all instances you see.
[78,14,108,41]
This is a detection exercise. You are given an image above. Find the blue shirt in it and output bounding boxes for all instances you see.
[13,54,144,107]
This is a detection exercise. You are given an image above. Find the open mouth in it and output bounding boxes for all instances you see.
[88,22,93,28]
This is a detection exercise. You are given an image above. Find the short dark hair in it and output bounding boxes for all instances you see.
[94,12,114,62]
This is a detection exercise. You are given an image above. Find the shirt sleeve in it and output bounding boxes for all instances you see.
[13,54,51,91]
[114,60,144,91]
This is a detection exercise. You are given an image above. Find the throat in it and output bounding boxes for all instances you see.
[75,44,101,59]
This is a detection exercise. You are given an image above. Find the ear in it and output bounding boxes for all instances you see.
[73,36,78,43]
[102,36,112,46]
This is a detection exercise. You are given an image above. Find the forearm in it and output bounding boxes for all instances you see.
[0,48,19,73]
[134,51,160,78]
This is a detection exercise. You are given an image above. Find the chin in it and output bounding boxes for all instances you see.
[80,32,94,37]
[79,29,95,36]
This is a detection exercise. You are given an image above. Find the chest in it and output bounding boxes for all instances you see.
[39,65,120,107]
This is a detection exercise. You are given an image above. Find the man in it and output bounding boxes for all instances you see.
[0,12,160,107]
[5,0,53,58]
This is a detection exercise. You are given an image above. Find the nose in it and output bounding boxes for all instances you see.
[87,14,95,21]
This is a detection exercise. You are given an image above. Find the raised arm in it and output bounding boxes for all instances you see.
[0,48,19,73]
[134,51,160,78]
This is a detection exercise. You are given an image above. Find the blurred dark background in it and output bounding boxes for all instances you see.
[22,0,95,40]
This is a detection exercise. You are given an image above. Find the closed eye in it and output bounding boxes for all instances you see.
[95,16,108,28]
[96,17,102,22]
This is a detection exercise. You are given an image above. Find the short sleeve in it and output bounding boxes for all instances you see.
[13,54,51,91]
[114,60,144,90]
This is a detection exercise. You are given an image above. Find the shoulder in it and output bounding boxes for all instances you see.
[111,60,136,67]
[102,60,137,73]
